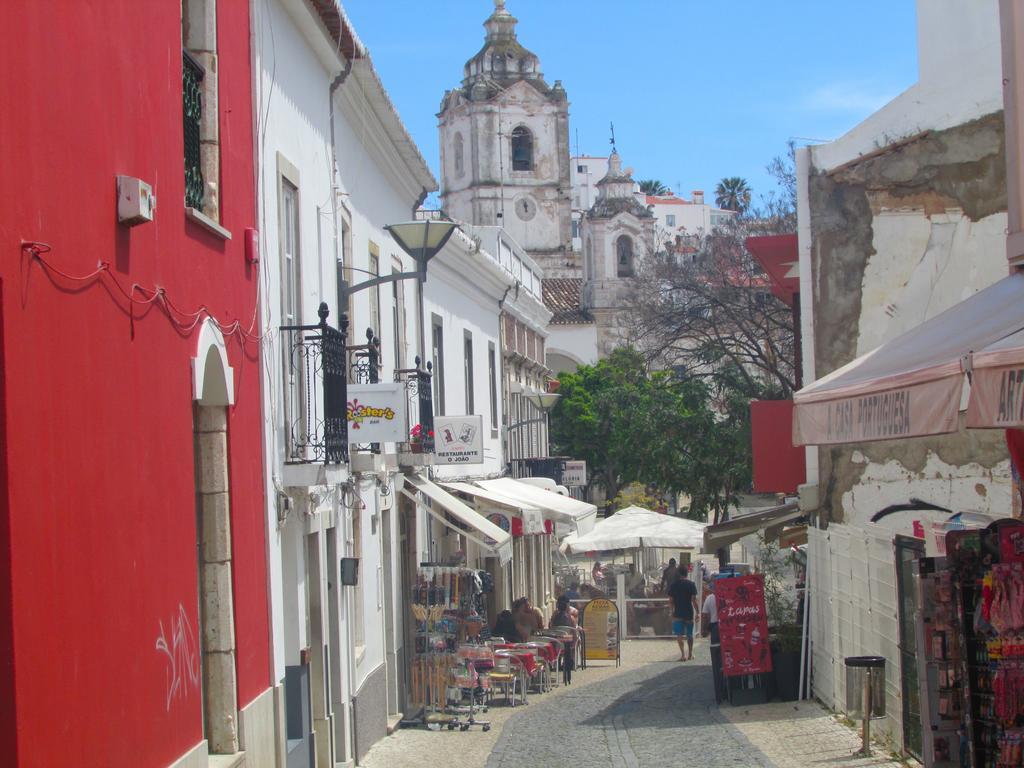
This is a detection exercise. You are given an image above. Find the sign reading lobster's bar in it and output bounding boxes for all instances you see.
[793,375,962,446]
[347,383,407,443]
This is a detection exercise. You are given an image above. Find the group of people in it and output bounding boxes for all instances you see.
[492,594,579,643]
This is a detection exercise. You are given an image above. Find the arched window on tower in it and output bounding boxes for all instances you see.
[616,235,634,277]
[453,132,464,178]
[511,126,533,171]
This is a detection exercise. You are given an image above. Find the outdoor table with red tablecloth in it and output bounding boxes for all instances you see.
[492,645,542,675]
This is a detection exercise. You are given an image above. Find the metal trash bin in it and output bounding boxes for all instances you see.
[844,656,886,718]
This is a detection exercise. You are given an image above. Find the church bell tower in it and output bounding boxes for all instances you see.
[438,0,574,275]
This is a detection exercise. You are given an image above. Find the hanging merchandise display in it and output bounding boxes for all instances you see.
[914,519,1024,767]
[406,565,493,731]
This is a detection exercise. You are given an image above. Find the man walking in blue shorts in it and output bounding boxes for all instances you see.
[667,567,699,661]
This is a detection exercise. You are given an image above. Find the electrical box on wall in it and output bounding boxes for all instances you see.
[117,175,156,226]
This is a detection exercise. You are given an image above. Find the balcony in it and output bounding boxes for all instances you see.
[394,360,435,467]
[280,302,347,468]
[348,328,382,459]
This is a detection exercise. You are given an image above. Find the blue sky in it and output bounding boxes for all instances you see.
[345,0,919,208]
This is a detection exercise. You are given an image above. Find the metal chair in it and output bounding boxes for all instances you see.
[489,651,522,706]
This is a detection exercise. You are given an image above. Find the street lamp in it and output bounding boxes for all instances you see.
[384,220,458,367]
[522,389,561,413]
[339,219,457,367]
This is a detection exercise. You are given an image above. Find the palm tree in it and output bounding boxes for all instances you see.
[714,177,752,213]
[638,179,670,196]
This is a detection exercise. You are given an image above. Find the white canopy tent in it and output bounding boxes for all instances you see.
[560,506,706,554]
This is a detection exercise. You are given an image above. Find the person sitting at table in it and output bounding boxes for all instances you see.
[550,595,578,684]
[493,609,518,642]
[550,594,577,628]
[512,596,544,640]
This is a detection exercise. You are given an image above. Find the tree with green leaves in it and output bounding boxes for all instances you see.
[638,179,670,196]
[548,347,750,524]
[714,176,752,213]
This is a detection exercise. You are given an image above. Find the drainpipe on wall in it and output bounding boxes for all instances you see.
[329,57,354,312]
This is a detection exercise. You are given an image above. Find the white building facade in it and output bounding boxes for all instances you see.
[254,1,436,764]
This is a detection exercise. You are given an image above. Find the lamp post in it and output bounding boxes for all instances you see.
[383,220,457,370]
[339,219,457,368]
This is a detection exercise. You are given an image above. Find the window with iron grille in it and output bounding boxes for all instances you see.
[182,49,204,210]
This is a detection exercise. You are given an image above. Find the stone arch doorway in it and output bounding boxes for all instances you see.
[191,319,239,755]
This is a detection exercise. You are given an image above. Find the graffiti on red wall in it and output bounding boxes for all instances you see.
[155,604,201,711]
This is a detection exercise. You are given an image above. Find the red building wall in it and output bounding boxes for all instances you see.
[0,2,269,765]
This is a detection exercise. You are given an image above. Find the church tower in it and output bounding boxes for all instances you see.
[581,149,657,355]
[438,0,574,275]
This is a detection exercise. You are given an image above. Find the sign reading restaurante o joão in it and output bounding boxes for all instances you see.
[433,415,484,464]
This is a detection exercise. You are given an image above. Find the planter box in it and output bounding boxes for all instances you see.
[771,648,801,701]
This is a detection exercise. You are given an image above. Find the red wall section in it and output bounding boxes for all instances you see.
[0,1,269,765]
[751,400,807,495]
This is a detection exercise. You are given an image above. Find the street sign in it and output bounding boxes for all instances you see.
[562,460,587,487]
[433,415,484,464]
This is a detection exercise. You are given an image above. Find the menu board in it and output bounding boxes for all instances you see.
[716,574,773,677]
[582,598,620,663]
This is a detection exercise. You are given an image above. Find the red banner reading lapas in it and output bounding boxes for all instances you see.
[716,574,773,677]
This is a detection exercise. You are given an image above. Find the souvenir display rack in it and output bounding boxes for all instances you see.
[915,556,964,767]
[407,565,491,731]
[946,520,1024,768]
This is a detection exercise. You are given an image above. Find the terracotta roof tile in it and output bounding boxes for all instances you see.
[543,278,593,325]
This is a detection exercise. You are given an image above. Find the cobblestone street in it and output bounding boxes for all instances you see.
[362,639,909,768]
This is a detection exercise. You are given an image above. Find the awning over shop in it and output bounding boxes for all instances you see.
[401,473,512,565]
[561,506,705,554]
[967,328,1024,428]
[475,478,598,536]
[441,481,546,535]
[793,272,1024,445]
[701,503,802,553]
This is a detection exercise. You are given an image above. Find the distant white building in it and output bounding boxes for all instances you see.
[570,154,610,250]
[642,190,736,249]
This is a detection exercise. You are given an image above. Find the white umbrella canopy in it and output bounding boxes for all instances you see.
[560,506,706,554]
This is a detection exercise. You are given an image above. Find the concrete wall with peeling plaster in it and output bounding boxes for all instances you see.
[806,110,1011,526]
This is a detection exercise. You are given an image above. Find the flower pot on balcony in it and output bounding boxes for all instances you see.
[410,442,423,454]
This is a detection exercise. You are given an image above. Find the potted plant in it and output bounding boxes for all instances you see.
[758,535,803,701]
[409,423,432,453]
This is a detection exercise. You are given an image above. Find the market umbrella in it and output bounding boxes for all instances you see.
[560,506,706,554]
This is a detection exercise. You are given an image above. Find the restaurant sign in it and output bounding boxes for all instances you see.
[347,383,406,443]
[434,415,484,465]
[793,376,962,445]
[716,574,772,677]
[581,598,620,664]
[561,460,587,487]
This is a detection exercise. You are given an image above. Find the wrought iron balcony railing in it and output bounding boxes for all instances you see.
[280,303,348,465]
[348,328,381,454]
[394,358,435,454]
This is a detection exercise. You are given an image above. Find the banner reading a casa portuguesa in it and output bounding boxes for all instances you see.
[716,574,773,677]
[793,375,962,446]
